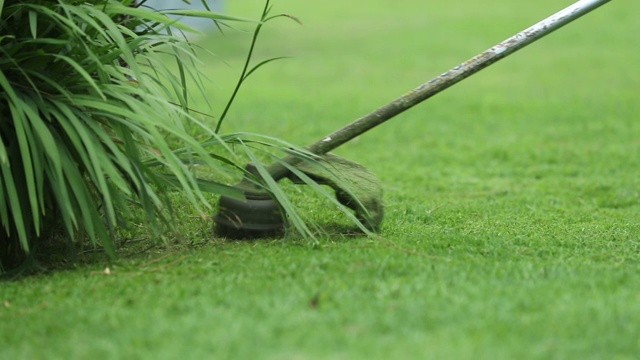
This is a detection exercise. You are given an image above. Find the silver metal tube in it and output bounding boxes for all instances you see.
[307,0,612,155]
[265,0,612,180]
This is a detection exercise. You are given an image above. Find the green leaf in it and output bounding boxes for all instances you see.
[162,9,258,23]
[51,54,105,100]
[240,141,314,240]
[1,107,30,251]
[103,2,199,33]
[13,104,40,235]
[244,57,290,80]
[0,137,7,166]
[28,10,38,38]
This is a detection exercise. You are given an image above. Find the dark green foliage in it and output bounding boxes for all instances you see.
[0,0,366,274]
[0,0,245,273]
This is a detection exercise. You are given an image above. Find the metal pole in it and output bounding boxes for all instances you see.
[266,0,612,180]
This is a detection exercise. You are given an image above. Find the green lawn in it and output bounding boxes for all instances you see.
[3,0,640,358]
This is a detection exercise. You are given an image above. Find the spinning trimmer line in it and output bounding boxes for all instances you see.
[214,0,612,238]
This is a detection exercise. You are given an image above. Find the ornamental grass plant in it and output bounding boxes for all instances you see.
[0,0,348,274]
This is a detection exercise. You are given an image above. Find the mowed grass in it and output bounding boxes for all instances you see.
[3,0,640,358]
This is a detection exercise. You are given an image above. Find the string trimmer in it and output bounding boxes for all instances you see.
[214,0,612,238]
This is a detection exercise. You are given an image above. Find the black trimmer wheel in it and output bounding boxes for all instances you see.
[213,192,285,239]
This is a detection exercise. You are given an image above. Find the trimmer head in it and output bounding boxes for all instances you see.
[213,153,384,239]
[214,191,285,239]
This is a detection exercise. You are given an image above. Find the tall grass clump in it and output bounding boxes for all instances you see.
[0,0,371,274]
[0,0,260,273]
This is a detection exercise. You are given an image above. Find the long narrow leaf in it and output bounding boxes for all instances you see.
[13,105,40,235]
[240,141,314,239]
[103,2,198,33]
[244,56,289,80]
[51,54,105,100]
[162,9,258,23]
